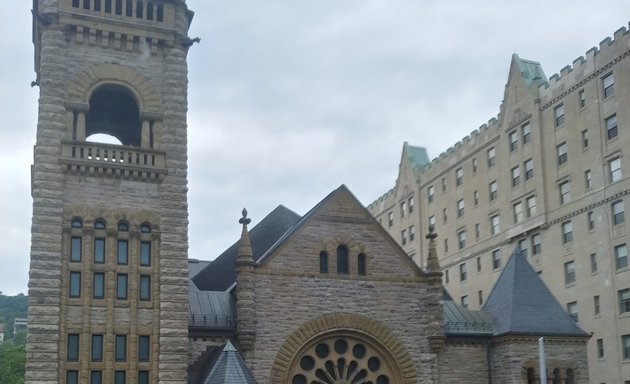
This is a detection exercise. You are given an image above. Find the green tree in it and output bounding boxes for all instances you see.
[0,341,26,384]
[0,293,28,339]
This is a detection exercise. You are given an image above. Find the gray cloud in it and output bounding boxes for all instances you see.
[1,0,628,294]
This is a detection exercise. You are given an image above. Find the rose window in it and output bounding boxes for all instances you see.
[289,336,395,384]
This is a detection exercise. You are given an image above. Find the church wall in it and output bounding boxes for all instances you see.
[489,337,589,383]
[438,341,488,383]
[248,195,443,383]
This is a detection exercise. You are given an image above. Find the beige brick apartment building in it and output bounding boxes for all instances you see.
[368,23,630,384]
[26,0,594,383]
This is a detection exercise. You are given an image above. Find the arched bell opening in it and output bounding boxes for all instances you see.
[86,85,141,146]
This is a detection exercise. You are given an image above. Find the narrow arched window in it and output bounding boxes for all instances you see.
[156,4,164,21]
[117,220,129,232]
[136,1,144,18]
[125,0,132,16]
[140,222,151,233]
[94,0,101,11]
[83,0,91,10]
[71,218,83,228]
[105,0,112,13]
[337,245,349,275]
[115,0,122,15]
[73,0,80,7]
[565,368,575,384]
[552,368,561,384]
[94,219,106,230]
[526,368,536,384]
[358,253,366,276]
[146,2,154,20]
[319,251,328,274]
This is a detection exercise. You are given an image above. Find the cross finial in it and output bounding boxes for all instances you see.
[426,224,438,240]
[239,208,251,226]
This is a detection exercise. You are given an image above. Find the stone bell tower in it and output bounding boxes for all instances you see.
[27,1,194,383]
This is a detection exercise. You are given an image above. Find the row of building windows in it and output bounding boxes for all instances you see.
[562,243,628,285]
[71,0,165,22]
[67,370,149,384]
[71,237,152,266]
[319,246,366,276]
[67,333,150,363]
[594,334,630,363]
[565,288,630,326]
[553,72,614,129]
[69,271,151,300]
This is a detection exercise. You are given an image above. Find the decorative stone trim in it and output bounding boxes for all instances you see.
[66,64,163,114]
[269,313,417,384]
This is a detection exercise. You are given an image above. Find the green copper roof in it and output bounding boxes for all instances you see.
[513,54,548,88]
[403,142,430,169]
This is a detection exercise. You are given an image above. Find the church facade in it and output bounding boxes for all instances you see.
[26,1,590,383]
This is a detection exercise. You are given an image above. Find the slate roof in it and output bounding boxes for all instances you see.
[483,250,589,337]
[199,341,258,384]
[192,205,301,291]
[188,290,235,329]
[443,300,494,336]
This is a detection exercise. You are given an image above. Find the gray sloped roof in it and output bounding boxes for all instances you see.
[188,290,235,330]
[201,341,258,384]
[443,300,494,336]
[192,205,301,291]
[483,250,589,337]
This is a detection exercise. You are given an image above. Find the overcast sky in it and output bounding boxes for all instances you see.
[0,1,627,295]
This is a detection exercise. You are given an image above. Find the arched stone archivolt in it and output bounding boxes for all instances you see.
[66,63,162,113]
[269,313,417,384]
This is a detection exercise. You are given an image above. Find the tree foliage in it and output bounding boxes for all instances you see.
[0,341,25,384]
[0,293,28,339]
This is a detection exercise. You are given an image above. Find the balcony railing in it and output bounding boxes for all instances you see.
[188,314,235,330]
[59,140,167,182]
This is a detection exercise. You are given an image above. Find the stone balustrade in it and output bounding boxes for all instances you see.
[59,140,167,181]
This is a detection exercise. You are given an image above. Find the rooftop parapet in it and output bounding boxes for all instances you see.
[539,23,630,103]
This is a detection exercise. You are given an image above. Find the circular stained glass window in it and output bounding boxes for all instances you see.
[289,335,395,384]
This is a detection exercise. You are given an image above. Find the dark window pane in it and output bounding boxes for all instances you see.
[91,371,102,384]
[115,335,126,361]
[140,241,151,266]
[114,370,126,384]
[140,223,151,233]
[93,273,104,299]
[117,274,128,300]
[67,370,79,384]
[67,334,79,361]
[337,245,349,275]
[138,336,150,361]
[92,334,103,361]
[358,254,366,276]
[94,238,105,263]
[94,219,106,229]
[319,251,328,274]
[71,218,83,228]
[118,221,129,231]
[117,240,128,265]
[139,275,150,301]
[138,371,149,384]
[69,272,81,298]
[70,237,82,262]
